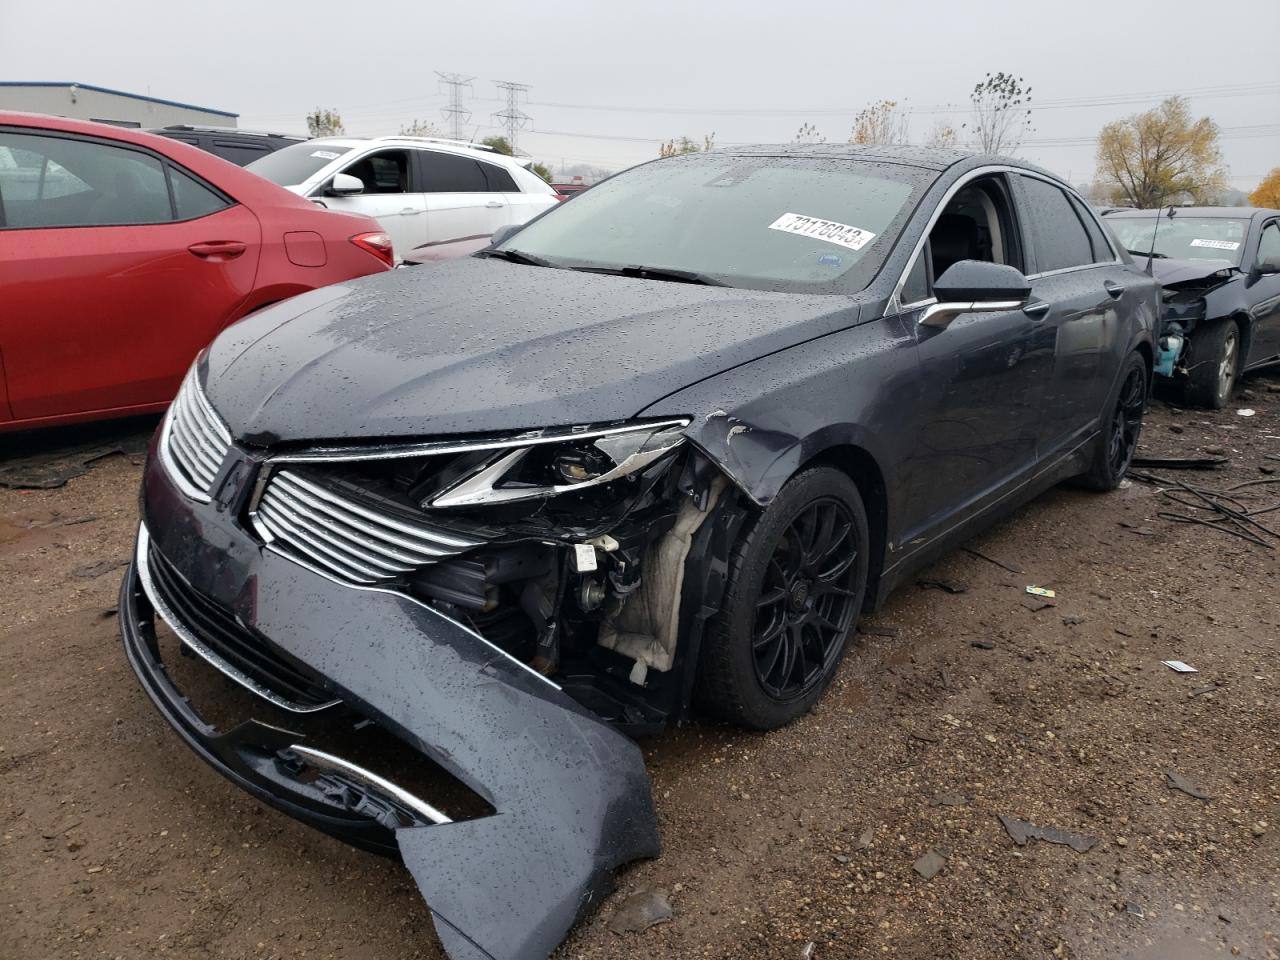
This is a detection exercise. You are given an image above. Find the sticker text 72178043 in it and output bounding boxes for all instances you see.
[768,212,876,252]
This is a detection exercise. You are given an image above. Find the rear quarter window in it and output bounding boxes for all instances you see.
[1017,175,1094,273]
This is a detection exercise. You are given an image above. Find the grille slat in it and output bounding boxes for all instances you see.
[145,541,338,710]
[163,374,233,500]
[251,469,484,586]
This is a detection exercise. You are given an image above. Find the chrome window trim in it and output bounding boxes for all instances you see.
[887,165,1122,316]
[135,524,342,714]
[286,744,453,826]
[267,418,692,464]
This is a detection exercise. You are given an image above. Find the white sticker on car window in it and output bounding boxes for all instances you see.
[768,212,875,251]
[1189,238,1240,251]
[310,150,341,160]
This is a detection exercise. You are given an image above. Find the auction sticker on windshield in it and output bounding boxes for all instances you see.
[1189,239,1240,251]
[768,212,876,251]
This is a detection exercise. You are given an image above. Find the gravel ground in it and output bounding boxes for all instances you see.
[2,373,1278,960]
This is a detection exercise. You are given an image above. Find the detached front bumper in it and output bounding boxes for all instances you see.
[120,444,659,960]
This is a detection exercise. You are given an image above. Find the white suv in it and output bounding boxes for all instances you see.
[245,136,558,261]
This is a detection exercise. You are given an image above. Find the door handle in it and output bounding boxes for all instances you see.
[1022,300,1051,320]
[1103,280,1126,298]
[188,240,247,259]
[484,201,504,209]
[398,207,424,215]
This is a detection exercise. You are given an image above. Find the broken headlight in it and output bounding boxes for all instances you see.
[429,421,688,509]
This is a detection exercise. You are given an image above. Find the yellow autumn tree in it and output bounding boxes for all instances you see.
[1249,168,1280,209]
[850,100,909,146]
[1094,96,1227,208]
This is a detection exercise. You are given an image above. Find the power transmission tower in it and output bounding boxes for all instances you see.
[436,72,474,140]
[493,80,532,153]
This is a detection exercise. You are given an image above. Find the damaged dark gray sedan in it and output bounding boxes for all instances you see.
[120,144,1158,960]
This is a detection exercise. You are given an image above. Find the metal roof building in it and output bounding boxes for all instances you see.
[0,82,237,128]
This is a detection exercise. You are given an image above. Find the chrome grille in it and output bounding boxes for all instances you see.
[163,373,232,501]
[251,469,483,585]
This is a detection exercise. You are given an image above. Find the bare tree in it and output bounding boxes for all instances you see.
[850,100,909,145]
[305,108,345,137]
[794,121,825,144]
[659,133,715,158]
[400,118,443,137]
[926,120,960,149]
[965,73,1033,154]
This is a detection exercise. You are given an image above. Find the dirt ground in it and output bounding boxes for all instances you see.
[2,374,1278,960]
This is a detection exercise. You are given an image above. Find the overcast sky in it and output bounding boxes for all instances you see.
[3,0,1277,186]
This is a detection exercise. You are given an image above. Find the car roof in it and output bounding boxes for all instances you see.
[704,142,1065,182]
[150,125,306,140]
[306,135,518,163]
[1106,206,1277,219]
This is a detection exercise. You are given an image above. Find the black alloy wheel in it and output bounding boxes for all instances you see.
[1107,364,1146,479]
[752,498,861,701]
[698,466,870,730]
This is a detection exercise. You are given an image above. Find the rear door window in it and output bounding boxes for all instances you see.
[1017,175,1094,273]
[0,130,171,228]
[1068,194,1115,263]
[210,139,271,166]
[419,150,489,192]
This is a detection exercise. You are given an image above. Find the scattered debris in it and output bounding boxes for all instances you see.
[1124,902,1146,919]
[917,578,967,594]
[1020,597,1056,612]
[998,815,1099,853]
[858,625,899,638]
[1236,409,1256,417]
[71,559,129,580]
[1132,472,1280,548]
[970,640,996,650]
[909,731,940,744]
[832,853,851,864]
[1026,586,1056,598]
[932,793,968,807]
[1061,615,1084,626]
[962,546,1024,574]
[1161,660,1198,674]
[800,942,817,960]
[0,435,148,489]
[913,850,947,879]
[1165,771,1213,800]
[1130,455,1228,470]
[608,888,673,935]
[855,827,876,850]
[1189,683,1220,697]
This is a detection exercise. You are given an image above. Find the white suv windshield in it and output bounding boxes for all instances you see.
[497,154,935,294]
[246,142,354,186]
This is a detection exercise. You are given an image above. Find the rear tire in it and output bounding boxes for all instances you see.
[1183,318,1240,409]
[1078,352,1148,491]
[697,467,869,730]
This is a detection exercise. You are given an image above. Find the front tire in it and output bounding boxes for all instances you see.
[1078,352,1148,491]
[1184,318,1240,409]
[697,467,869,730]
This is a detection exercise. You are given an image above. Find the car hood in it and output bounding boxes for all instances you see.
[1146,256,1240,289]
[203,257,861,445]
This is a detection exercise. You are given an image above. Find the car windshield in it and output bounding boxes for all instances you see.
[1106,215,1250,265]
[496,154,935,294]
[246,141,353,186]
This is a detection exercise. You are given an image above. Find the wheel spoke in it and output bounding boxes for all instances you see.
[756,586,787,609]
[753,614,786,649]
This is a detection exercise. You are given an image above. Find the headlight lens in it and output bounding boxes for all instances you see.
[429,421,687,508]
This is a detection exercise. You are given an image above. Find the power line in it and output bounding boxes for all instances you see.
[493,80,532,153]
[436,73,474,140]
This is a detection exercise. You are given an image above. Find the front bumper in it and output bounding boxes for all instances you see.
[120,440,659,960]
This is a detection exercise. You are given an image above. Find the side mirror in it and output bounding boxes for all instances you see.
[1256,254,1280,276]
[489,223,523,247]
[920,260,1032,329]
[326,172,364,197]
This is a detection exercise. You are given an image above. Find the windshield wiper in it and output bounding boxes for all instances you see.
[476,248,559,268]
[1126,248,1167,259]
[573,264,729,286]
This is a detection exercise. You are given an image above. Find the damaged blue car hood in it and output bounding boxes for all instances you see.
[203,256,861,445]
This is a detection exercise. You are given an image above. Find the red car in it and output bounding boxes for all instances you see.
[0,112,394,432]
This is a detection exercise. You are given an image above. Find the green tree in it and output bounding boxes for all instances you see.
[966,72,1032,154]
[305,108,345,137]
[1094,96,1227,208]
[481,135,514,155]
[531,161,553,183]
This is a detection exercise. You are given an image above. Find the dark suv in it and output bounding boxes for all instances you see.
[147,125,306,166]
